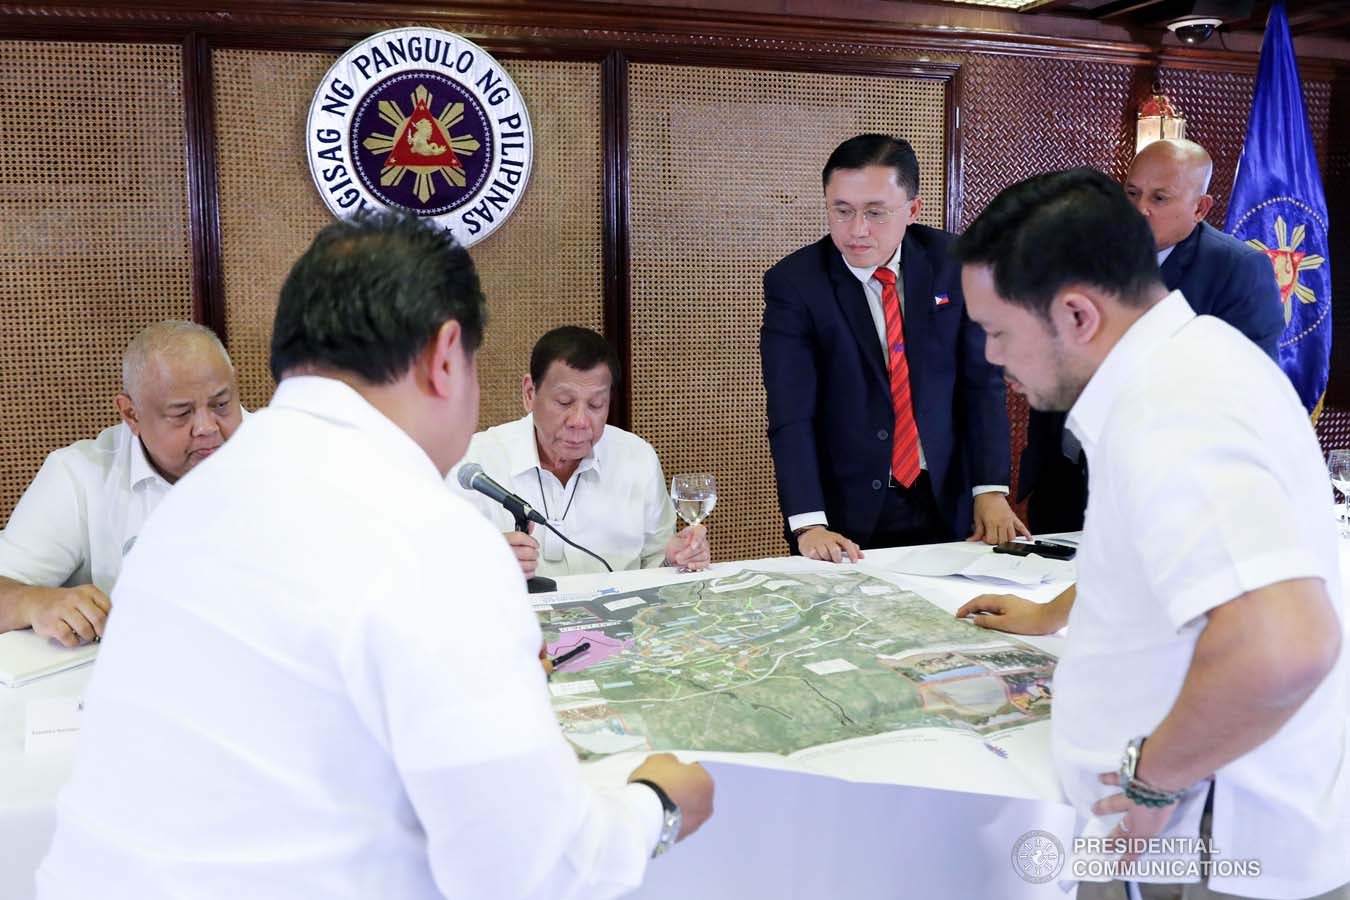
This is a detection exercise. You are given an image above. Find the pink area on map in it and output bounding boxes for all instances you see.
[547,630,632,673]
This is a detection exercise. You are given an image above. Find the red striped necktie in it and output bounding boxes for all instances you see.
[872,266,922,487]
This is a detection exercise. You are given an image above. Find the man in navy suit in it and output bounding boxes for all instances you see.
[1019,140,1284,534]
[760,134,1027,561]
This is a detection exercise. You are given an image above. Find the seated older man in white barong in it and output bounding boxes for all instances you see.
[450,326,709,580]
[0,321,242,645]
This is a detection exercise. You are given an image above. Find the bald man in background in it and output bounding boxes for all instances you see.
[0,321,243,646]
[1018,139,1284,534]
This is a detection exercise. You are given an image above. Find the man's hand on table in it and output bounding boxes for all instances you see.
[504,527,540,578]
[628,752,715,841]
[955,592,1065,635]
[957,585,1075,635]
[20,584,111,646]
[664,525,709,571]
[796,526,863,563]
[967,493,1031,545]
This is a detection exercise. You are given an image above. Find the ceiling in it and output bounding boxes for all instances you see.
[1015,0,1350,41]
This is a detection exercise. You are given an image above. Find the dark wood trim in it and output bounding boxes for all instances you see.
[1020,0,1079,11]
[199,29,615,61]
[3,2,1347,79]
[1291,12,1350,37]
[601,49,632,432]
[945,63,965,232]
[613,45,961,80]
[1097,0,1170,21]
[182,32,227,342]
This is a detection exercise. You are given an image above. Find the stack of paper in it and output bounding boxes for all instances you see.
[0,630,98,688]
[880,545,1070,585]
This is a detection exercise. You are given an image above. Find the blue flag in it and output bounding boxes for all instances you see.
[1224,0,1331,415]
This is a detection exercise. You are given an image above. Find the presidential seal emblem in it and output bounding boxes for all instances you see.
[1010,829,1065,884]
[1237,205,1328,331]
[306,27,533,246]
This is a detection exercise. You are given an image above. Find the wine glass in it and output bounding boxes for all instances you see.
[671,473,717,528]
[1329,450,1350,537]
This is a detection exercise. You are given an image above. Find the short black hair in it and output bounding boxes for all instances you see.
[269,209,486,384]
[529,326,621,387]
[822,134,920,198]
[952,167,1162,320]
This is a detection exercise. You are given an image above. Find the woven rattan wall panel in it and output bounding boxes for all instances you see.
[213,50,604,425]
[956,57,1331,231]
[0,41,192,523]
[957,56,1137,231]
[628,63,947,562]
[1316,405,1350,456]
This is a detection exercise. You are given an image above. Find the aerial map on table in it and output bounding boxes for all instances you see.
[540,566,1055,760]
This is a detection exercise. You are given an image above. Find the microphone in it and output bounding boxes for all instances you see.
[457,463,547,530]
[455,462,615,591]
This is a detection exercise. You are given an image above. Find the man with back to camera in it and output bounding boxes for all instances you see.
[760,133,1026,563]
[450,325,708,579]
[0,320,243,646]
[955,168,1347,899]
[1017,139,1284,534]
[38,211,714,900]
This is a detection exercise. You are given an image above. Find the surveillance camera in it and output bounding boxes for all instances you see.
[1167,17,1222,45]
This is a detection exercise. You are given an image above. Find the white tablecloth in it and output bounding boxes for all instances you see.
[2,538,1343,899]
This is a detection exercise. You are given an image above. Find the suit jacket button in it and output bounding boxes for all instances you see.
[877,429,888,440]
[872,479,883,490]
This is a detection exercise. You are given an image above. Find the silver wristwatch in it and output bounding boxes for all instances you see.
[633,779,682,858]
[1119,735,1145,782]
[1119,736,1187,808]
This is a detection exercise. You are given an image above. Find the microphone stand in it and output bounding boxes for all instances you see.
[515,510,557,594]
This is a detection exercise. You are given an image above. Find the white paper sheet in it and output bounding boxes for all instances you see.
[878,545,1071,585]
[0,631,98,688]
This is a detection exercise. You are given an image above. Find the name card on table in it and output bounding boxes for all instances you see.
[25,695,84,754]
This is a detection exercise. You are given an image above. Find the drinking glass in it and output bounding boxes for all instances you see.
[1329,450,1350,538]
[671,473,717,528]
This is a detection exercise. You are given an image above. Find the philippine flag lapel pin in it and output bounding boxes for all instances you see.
[934,293,951,307]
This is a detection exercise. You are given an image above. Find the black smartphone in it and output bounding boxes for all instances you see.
[993,540,1076,561]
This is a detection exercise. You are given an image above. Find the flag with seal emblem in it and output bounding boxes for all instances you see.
[1224,0,1331,417]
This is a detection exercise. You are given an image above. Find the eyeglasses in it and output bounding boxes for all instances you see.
[829,206,897,225]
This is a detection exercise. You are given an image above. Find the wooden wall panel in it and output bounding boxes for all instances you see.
[0,40,192,521]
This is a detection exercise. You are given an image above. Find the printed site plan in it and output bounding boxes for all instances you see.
[540,566,1057,776]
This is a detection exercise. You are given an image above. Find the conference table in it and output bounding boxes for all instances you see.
[2,536,1345,899]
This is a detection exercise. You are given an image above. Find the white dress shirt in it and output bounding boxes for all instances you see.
[1057,291,1350,897]
[449,414,677,577]
[38,377,661,900]
[0,422,173,592]
[788,243,1007,533]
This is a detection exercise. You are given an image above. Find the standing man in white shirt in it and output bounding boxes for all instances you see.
[0,320,242,646]
[954,168,1347,899]
[1018,139,1285,535]
[39,212,713,900]
[451,326,709,578]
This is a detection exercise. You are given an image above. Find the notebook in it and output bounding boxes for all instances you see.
[0,629,98,687]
